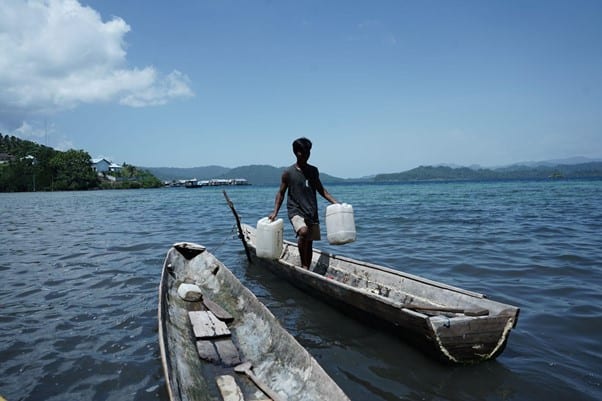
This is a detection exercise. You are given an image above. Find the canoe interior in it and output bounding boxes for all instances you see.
[241,224,520,364]
[158,243,351,401]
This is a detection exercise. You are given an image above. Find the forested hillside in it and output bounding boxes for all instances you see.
[150,161,602,185]
[0,133,98,191]
[147,164,347,185]
[0,134,162,192]
[374,163,602,182]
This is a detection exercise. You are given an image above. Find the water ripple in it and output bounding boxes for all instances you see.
[1,182,601,401]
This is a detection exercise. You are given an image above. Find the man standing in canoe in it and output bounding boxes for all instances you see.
[269,137,340,269]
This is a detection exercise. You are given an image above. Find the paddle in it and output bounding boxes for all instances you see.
[223,190,253,264]
[234,362,286,401]
[404,305,489,317]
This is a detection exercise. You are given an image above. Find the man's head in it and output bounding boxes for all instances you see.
[292,137,312,161]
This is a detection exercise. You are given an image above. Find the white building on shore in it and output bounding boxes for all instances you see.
[92,158,122,174]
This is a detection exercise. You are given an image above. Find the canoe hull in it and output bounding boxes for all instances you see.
[158,242,351,401]
[241,224,519,364]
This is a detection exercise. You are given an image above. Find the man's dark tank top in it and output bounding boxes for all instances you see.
[285,164,319,224]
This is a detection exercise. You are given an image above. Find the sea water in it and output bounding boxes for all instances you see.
[1,180,600,401]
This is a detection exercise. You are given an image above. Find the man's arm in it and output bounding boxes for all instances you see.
[316,178,338,204]
[269,171,288,220]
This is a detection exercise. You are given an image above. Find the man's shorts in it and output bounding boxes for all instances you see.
[291,215,321,240]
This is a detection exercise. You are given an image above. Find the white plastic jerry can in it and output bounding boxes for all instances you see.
[325,203,356,245]
[256,217,284,258]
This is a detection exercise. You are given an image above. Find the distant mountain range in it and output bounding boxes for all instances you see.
[146,164,347,185]
[145,158,602,185]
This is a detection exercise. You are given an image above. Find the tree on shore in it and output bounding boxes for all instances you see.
[49,149,99,190]
[99,162,163,189]
[0,133,161,192]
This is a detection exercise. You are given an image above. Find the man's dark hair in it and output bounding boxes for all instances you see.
[292,137,312,155]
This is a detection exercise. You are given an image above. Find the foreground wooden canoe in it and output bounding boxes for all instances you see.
[159,242,351,401]
[239,224,520,364]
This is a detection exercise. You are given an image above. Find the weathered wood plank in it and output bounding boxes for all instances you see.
[189,311,231,338]
[214,338,241,366]
[216,375,245,401]
[203,298,234,322]
[196,340,220,363]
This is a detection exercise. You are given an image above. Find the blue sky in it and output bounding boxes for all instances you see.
[1,0,601,178]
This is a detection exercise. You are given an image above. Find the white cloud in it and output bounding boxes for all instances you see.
[9,120,73,150]
[52,138,75,152]
[0,0,193,123]
[14,121,44,139]
[120,70,194,107]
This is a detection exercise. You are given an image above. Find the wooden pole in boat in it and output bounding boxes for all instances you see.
[223,190,253,264]
[404,305,489,317]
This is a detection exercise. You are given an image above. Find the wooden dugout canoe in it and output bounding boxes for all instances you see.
[158,242,351,401]
[238,224,520,364]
